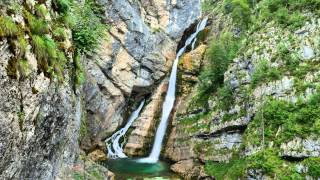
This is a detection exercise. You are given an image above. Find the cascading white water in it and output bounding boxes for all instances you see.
[139,17,208,163]
[105,100,145,158]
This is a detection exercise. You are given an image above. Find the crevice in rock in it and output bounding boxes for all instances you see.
[195,125,247,140]
[176,21,198,52]
[281,156,307,162]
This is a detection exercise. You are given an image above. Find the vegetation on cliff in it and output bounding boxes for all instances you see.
[0,0,106,83]
[171,0,320,179]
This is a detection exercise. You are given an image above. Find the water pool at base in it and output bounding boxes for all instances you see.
[104,158,180,179]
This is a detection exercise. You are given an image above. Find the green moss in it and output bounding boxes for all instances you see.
[74,51,85,85]
[31,35,67,80]
[31,35,48,70]
[17,111,25,131]
[6,58,18,79]
[0,16,19,37]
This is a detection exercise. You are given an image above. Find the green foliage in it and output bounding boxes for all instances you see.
[35,4,49,18]
[32,35,67,80]
[202,0,216,13]
[217,84,234,111]
[256,0,312,29]
[198,32,240,98]
[54,0,72,14]
[205,158,246,180]
[53,27,66,41]
[243,93,320,148]
[0,16,19,37]
[17,59,32,77]
[25,11,50,35]
[74,51,85,85]
[303,158,320,177]
[225,0,251,28]
[71,1,107,53]
[251,59,282,88]
[17,35,28,57]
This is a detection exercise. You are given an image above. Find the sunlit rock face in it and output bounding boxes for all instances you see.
[81,0,201,151]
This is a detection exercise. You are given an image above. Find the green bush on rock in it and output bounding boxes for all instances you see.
[199,32,240,99]
[251,59,282,88]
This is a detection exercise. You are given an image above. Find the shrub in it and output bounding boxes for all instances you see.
[251,59,281,88]
[0,16,19,37]
[199,32,240,96]
[53,27,66,41]
[202,0,216,13]
[25,11,50,35]
[243,93,320,148]
[303,158,320,177]
[72,1,107,53]
[54,0,72,14]
[35,4,49,18]
[225,0,251,28]
[205,158,246,179]
[217,84,234,111]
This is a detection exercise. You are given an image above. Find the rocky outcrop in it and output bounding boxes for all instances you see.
[80,0,202,151]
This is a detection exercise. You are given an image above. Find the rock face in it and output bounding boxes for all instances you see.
[0,39,81,179]
[165,2,320,178]
[0,0,202,179]
[81,0,202,151]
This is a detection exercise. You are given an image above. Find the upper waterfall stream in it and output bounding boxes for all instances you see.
[139,17,208,163]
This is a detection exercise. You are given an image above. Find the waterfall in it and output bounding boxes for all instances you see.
[105,100,145,158]
[139,17,208,163]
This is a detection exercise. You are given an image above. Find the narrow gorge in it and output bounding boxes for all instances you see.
[0,0,320,179]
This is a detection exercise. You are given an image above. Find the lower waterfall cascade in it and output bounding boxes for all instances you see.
[105,100,145,158]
